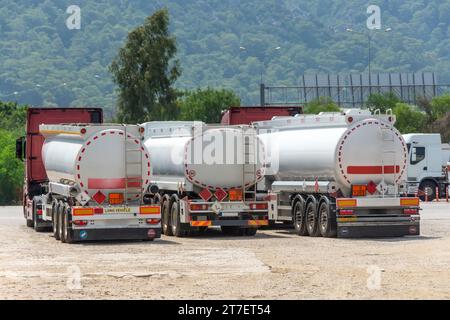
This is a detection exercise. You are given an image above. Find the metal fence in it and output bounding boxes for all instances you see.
[261,72,450,108]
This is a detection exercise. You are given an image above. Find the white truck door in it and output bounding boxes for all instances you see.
[409,145,427,182]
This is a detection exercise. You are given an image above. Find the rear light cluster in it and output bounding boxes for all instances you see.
[190,204,209,211]
[339,209,354,215]
[249,203,268,210]
[146,219,160,225]
[73,220,88,226]
[404,208,419,215]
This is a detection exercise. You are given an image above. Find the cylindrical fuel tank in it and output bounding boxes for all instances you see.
[257,117,408,193]
[41,124,151,201]
[142,122,265,190]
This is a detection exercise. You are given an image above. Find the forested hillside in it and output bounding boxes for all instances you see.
[1,0,449,112]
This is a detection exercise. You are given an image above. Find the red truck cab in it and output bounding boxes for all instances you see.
[16,108,103,228]
[220,106,303,125]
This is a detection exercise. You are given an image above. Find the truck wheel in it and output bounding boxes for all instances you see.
[26,218,34,228]
[293,200,308,236]
[58,201,66,242]
[318,202,337,238]
[52,201,61,240]
[244,228,257,236]
[62,204,74,244]
[153,193,162,205]
[419,180,437,202]
[171,200,186,237]
[198,226,208,234]
[162,198,173,236]
[306,201,321,237]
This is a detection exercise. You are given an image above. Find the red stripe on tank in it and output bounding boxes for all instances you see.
[87,178,142,189]
[347,165,400,174]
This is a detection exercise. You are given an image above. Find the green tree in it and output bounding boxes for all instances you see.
[178,88,240,123]
[392,103,427,134]
[0,102,27,132]
[109,8,181,123]
[303,97,340,114]
[365,92,401,113]
[430,113,450,142]
[427,94,450,141]
[0,129,24,205]
[430,94,450,120]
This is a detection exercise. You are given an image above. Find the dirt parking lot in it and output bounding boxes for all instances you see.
[0,202,449,300]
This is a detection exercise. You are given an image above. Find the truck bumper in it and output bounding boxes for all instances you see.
[71,227,161,241]
[337,216,420,238]
[190,219,268,227]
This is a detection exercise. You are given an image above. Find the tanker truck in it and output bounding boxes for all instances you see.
[17,109,161,243]
[254,110,420,238]
[402,133,449,201]
[140,121,269,237]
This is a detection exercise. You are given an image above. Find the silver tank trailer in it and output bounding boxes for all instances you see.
[141,121,265,190]
[255,111,408,196]
[40,124,151,202]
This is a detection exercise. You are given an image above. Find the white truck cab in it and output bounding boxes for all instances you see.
[403,133,450,201]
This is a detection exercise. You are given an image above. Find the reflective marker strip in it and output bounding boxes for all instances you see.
[336,199,357,208]
[248,220,269,226]
[400,198,420,206]
[347,165,400,174]
[190,221,212,227]
[140,206,161,215]
[337,217,358,222]
[72,208,94,216]
[40,130,81,136]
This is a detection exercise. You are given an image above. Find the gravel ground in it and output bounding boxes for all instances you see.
[0,202,449,300]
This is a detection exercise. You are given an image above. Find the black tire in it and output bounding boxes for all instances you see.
[26,218,34,228]
[171,200,188,237]
[62,204,74,244]
[293,199,308,236]
[58,201,66,242]
[153,194,162,205]
[244,228,257,236]
[198,226,208,234]
[52,201,60,240]
[162,198,173,236]
[318,201,337,238]
[221,226,244,236]
[419,180,437,202]
[306,201,321,237]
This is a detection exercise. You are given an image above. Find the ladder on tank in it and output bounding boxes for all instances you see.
[124,125,143,204]
[242,128,257,203]
[380,126,397,198]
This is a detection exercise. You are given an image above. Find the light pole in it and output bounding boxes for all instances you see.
[346,27,392,75]
[239,45,281,84]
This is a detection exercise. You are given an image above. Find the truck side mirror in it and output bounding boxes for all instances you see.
[15,137,24,161]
